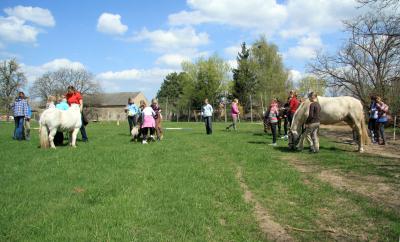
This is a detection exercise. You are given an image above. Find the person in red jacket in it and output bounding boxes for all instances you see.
[288,90,299,127]
[66,85,88,142]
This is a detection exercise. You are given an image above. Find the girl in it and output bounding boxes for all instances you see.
[226,98,240,131]
[140,100,156,144]
[125,97,139,135]
[267,98,279,146]
[368,95,378,143]
[288,90,299,127]
[201,98,213,135]
[375,96,389,145]
[46,96,56,109]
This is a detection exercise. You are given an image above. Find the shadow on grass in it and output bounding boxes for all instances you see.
[248,141,268,144]
[274,146,350,153]
[252,133,268,136]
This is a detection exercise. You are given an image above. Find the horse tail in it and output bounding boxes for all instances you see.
[40,123,50,149]
[361,112,370,145]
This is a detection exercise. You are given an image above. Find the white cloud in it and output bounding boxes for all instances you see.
[224,45,241,58]
[97,13,128,35]
[4,5,55,27]
[168,0,287,35]
[284,34,323,60]
[288,69,303,84]
[0,6,55,46]
[226,59,237,70]
[97,67,174,83]
[22,58,85,83]
[132,26,209,53]
[0,16,39,43]
[155,54,190,68]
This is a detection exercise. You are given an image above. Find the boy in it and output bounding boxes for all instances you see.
[304,92,321,153]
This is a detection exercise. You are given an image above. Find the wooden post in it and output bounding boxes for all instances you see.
[394,115,397,141]
[260,94,264,116]
[250,94,253,123]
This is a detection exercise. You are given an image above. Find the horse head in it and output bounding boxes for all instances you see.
[288,130,300,150]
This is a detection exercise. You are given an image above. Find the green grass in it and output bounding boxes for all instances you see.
[0,121,399,241]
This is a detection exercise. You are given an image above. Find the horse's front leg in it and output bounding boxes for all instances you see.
[71,128,79,147]
[48,128,57,149]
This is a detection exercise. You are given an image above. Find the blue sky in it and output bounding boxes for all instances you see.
[0,0,364,99]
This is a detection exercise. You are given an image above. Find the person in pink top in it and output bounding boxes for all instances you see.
[267,98,279,146]
[226,98,240,131]
[140,100,156,144]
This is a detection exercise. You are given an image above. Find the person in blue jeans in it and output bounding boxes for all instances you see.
[375,96,389,145]
[11,91,29,141]
[201,98,213,135]
[125,97,139,135]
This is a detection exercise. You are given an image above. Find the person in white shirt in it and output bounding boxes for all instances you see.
[201,98,213,135]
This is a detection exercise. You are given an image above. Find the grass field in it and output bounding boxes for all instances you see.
[1,121,399,241]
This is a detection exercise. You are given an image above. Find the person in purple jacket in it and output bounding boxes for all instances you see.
[226,98,240,131]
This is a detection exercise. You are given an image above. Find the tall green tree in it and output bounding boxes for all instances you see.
[250,37,289,106]
[232,42,257,112]
[182,54,230,109]
[0,59,26,118]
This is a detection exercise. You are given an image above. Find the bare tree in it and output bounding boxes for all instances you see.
[0,59,27,118]
[357,0,399,10]
[309,13,400,108]
[30,68,101,105]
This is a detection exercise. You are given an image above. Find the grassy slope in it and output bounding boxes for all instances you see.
[0,121,398,241]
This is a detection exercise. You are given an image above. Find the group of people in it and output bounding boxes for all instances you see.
[125,98,163,144]
[11,86,89,144]
[368,95,389,145]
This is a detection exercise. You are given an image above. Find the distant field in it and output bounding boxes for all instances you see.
[1,121,399,241]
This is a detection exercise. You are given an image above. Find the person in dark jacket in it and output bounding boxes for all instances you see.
[304,92,321,153]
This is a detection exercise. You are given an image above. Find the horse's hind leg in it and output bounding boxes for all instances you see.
[71,128,79,147]
[48,129,57,149]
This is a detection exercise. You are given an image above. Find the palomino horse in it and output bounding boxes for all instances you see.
[39,104,82,148]
[288,96,369,152]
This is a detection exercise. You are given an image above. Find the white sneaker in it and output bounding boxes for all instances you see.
[142,140,147,144]
[269,143,277,146]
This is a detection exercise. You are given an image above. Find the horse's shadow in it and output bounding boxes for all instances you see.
[274,146,349,153]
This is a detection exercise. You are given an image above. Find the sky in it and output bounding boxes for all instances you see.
[0,0,365,99]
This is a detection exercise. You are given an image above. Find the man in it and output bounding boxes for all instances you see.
[11,91,29,141]
[304,92,321,153]
[66,86,88,142]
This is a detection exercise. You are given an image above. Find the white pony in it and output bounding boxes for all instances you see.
[39,104,82,149]
[288,96,369,152]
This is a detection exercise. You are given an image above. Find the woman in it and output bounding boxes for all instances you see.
[375,96,389,145]
[125,97,139,135]
[288,90,299,127]
[226,98,240,131]
[140,100,156,144]
[11,91,29,141]
[202,98,213,135]
[368,95,378,143]
[66,85,88,142]
[151,98,163,140]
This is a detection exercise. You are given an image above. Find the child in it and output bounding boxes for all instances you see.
[140,100,156,144]
[151,98,163,140]
[267,98,279,146]
[125,98,139,135]
[226,98,240,131]
[201,98,213,135]
[54,95,69,145]
[368,95,378,143]
[46,95,56,109]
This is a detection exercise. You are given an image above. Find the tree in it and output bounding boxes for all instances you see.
[232,42,257,112]
[298,76,327,97]
[250,37,289,107]
[182,55,230,109]
[309,12,400,107]
[0,59,27,118]
[30,68,101,104]
[157,72,190,115]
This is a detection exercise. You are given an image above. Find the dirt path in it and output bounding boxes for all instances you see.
[320,124,400,159]
[236,167,294,242]
[287,158,400,213]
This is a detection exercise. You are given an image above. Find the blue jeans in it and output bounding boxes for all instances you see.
[204,116,212,134]
[14,116,25,140]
